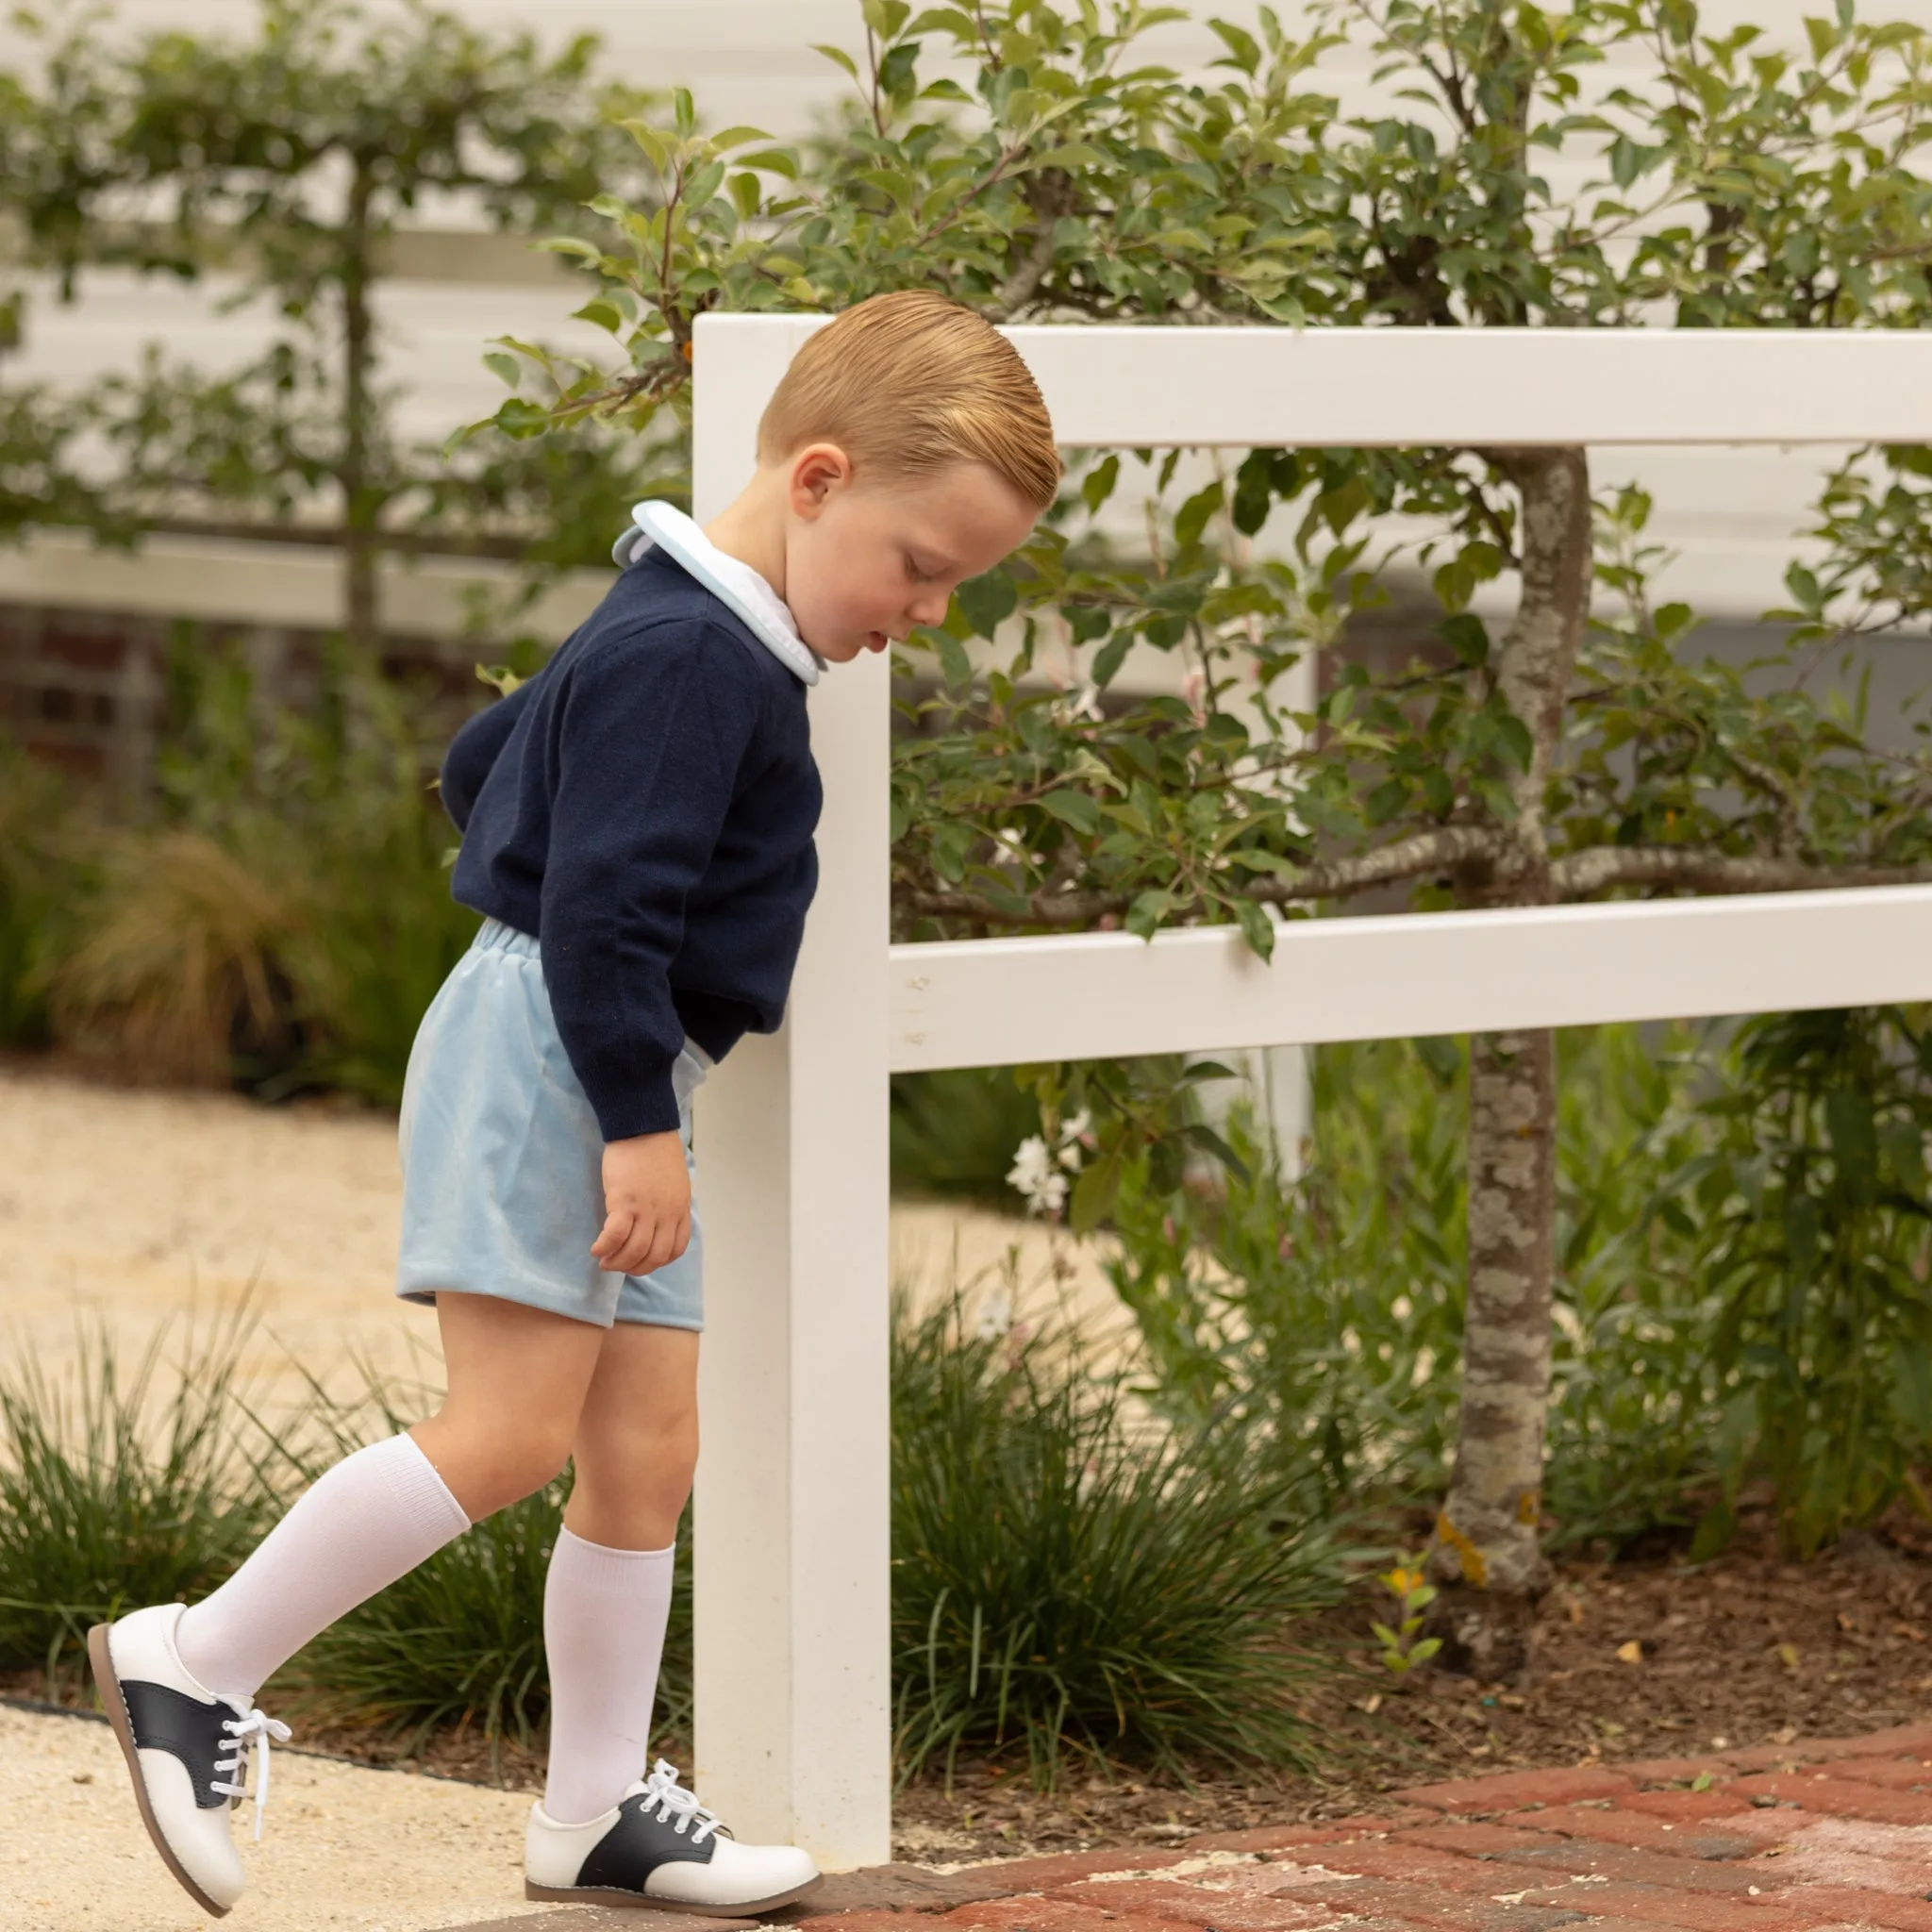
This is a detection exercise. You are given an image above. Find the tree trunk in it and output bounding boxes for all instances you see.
[340,166,378,658]
[1428,444,1591,1680]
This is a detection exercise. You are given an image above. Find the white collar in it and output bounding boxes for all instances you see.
[611,500,823,687]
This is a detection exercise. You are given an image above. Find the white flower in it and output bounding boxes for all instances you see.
[1063,681,1106,724]
[975,1289,1014,1341]
[1006,1135,1070,1217]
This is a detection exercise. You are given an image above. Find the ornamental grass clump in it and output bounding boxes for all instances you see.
[890,1292,1345,1790]
[0,1313,276,1692]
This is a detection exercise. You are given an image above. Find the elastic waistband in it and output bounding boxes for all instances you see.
[468,916,715,1074]
[475,916,540,959]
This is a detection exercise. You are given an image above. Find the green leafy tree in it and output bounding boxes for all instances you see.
[442,0,1932,1668]
[2,0,675,643]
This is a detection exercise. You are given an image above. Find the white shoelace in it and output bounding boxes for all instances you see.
[210,1707,292,1841]
[638,1758,724,1845]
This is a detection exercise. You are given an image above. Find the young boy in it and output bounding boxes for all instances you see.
[87,289,1059,1919]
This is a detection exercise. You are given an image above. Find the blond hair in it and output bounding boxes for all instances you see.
[756,290,1061,513]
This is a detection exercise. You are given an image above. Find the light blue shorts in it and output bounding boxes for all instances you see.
[395,918,709,1330]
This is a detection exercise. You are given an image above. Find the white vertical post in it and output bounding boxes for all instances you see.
[1257,636,1318,1181]
[689,315,894,1868]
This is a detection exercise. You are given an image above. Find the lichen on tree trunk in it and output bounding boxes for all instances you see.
[1433,1024,1557,1674]
[1428,444,1591,1680]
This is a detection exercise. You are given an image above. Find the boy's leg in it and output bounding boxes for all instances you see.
[527,1321,820,1912]
[92,1293,605,1916]
[541,1322,697,1826]
[178,1292,604,1701]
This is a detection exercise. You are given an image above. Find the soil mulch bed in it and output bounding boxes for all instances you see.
[15,1516,1931,1865]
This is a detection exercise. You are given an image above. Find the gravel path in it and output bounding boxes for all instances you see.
[0,1703,546,1932]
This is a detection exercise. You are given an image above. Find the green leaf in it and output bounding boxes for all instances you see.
[573,297,625,335]
[1091,629,1135,689]
[1039,790,1102,835]
[1024,142,1108,171]
[813,42,861,81]
[707,125,773,152]
[1208,18,1262,74]
[482,352,521,390]
[1174,480,1224,550]
[1365,778,1408,826]
[492,397,554,441]
[957,569,1019,639]
[1069,1152,1123,1235]
[1494,715,1534,772]
[1441,613,1489,666]
[1125,889,1174,940]
[1232,894,1275,961]
[936,630,974,690]
[1081,454,1121,515]
[1825,1087,1878,1198]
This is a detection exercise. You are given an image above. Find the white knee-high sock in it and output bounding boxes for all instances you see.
[542,1526,675,1825]
[175,1433,470,1704]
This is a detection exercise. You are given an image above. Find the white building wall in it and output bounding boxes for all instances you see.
[6,0,1932,622]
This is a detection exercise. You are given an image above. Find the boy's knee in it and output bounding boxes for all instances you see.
[575,1411,696,1504]
[433,1418,575,1519]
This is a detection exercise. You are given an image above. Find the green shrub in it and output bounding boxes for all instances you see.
[890,1293,1344,1790]
[1542,1024,1722,1553]
[50,824,303,1083]
[891,1067,1044,1204]
[45,635,476,1103]
[1106,1038,1469,1521]
[1676,1006,1932,1558]
[0,741,92,1049]
[1107,1026,1724,1557]
[0,1314,275,1690]
[266,668,481,1107]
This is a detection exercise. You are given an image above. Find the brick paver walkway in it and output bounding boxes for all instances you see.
[462,1720,1932,1932]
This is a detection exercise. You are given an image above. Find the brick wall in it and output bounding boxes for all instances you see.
[0,600,486,796]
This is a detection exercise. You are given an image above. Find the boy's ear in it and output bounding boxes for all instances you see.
[786,441,855,514]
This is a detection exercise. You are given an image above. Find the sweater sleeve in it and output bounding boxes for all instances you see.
[539,621,764,1141]
[440,681,528,833]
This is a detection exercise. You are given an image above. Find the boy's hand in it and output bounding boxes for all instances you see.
[592,1131,691,1276]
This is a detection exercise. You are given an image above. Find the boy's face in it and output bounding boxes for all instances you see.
[780,446,1041,664]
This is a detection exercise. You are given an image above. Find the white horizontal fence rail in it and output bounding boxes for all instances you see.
[889,886,1932,1073]
[690,314,1932,1872]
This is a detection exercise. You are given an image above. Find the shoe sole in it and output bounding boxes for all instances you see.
[88,1623,231,1921]
[524,1874,823,1915]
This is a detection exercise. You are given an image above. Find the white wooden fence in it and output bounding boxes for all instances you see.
[689,317,1932,1870]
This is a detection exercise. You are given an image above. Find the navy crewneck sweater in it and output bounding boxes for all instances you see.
[440,546,823,1141]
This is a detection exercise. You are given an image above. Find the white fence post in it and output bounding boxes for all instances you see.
[690,315,894,1868]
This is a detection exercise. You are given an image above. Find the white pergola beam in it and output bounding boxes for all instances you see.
[888,885,1932,1073]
